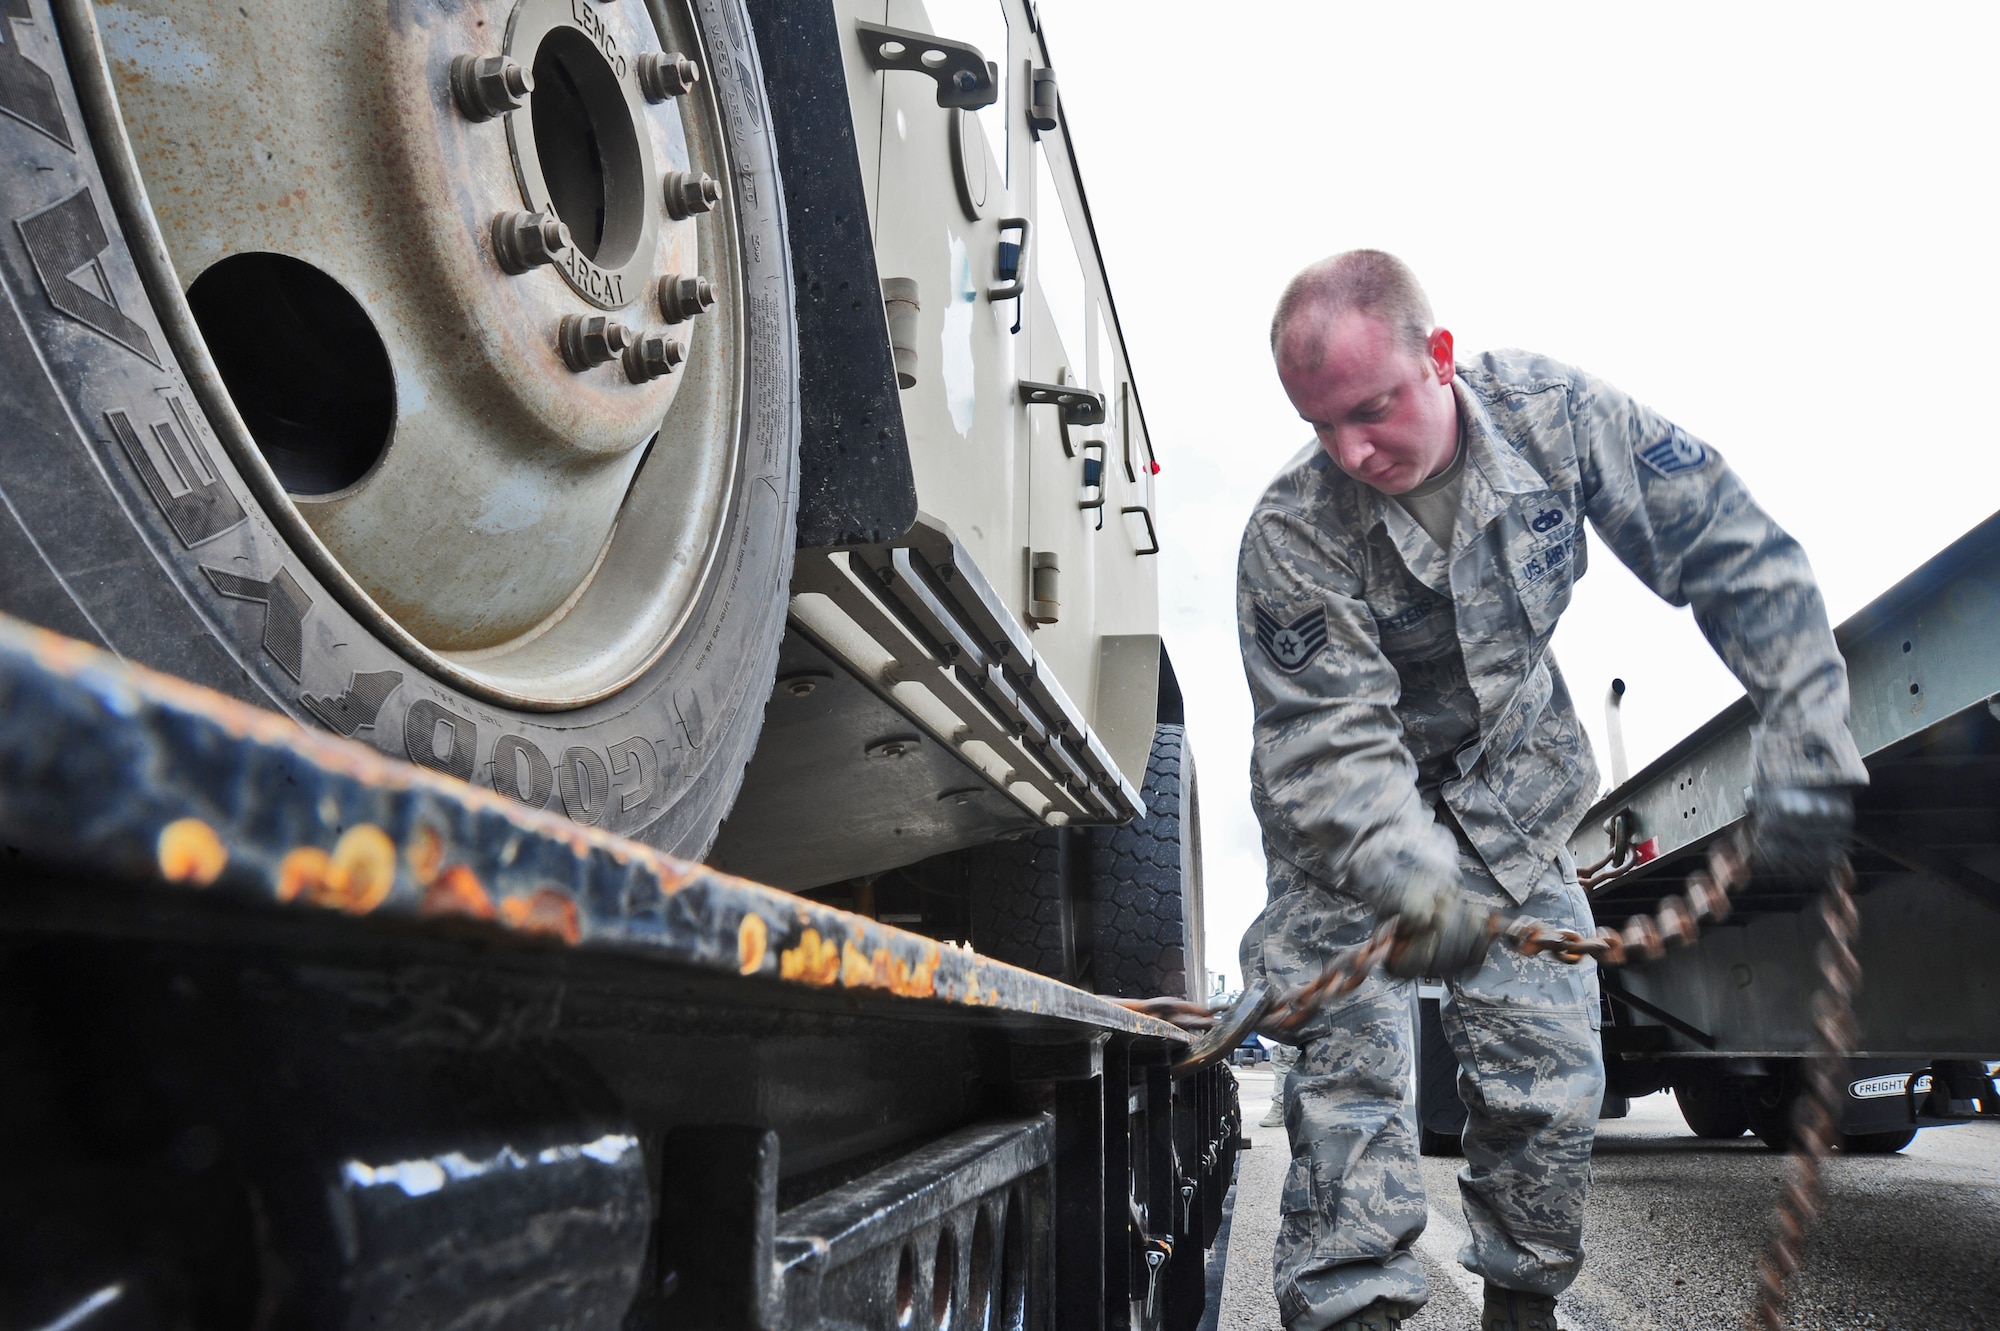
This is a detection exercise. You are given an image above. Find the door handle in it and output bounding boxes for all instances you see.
[989,216,1031,300]
[1080,438,1106,530]
[1120,505,1159,556]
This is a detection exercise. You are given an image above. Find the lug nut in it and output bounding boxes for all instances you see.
[638,51,701,101]
[559,314,633,371]
[492,210,570,273]
[451,54,532,121]
[658,273,716,323]
[663,170,718,220]
[621,332,686,383]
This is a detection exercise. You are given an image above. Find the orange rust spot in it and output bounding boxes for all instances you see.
[839,939,877,988]
[738,913,768,975]
[276,846,330,904]
[324,825,396,914]
[895,947,940,1000]
[157,818,227,886]
[406,825,445,887]
[500,889,581,944]
[780,928,839,985]
[421,865,495,921]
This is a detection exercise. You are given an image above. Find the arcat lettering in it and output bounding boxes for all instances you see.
[557,246,628,308]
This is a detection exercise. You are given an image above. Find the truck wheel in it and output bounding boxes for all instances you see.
[1743,1068,1799,1151]
[0,0,797,856]
[1843,1128,1916,1154]
[1087,725,1205,1000]
[963,829,1081,986]
[1415,990,1466,1156]
[1674,1067,1750,1140]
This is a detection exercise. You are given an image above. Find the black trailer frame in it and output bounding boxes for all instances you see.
[0,616,1238,1330]
[1568,510,2000,1136]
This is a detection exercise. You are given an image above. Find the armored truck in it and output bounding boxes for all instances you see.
[0,0,1226,1327]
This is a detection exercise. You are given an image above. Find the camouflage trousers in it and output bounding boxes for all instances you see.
[1239,836,1604,1330]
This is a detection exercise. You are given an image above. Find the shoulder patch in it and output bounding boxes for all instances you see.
[1253,602,1329,674]
[1637,426,1706,478]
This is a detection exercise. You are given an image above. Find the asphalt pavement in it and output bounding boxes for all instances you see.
[1218,1067,2000,1329]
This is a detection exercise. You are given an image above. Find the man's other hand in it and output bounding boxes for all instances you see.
[1751,785,1856,882]
[1384,879,1492,980]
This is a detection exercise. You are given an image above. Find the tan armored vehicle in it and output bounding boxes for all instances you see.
[0,0,1200,997]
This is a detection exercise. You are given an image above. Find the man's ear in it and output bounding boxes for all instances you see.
[1427,327,1455,385]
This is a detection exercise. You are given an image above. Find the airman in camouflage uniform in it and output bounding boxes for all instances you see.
[1239,251,1865,1330]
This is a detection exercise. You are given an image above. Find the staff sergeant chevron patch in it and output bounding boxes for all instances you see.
[1253,602,1328,674]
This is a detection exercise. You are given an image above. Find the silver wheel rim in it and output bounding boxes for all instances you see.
[64,0,746,710]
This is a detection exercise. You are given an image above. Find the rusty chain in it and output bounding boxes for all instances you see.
[1746,856,1859,1330]
[1118,829,1863,1330]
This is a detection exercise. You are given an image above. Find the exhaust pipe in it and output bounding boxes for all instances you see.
[1605,678,1630,788]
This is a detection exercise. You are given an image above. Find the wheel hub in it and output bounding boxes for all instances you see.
[93,0,743,706]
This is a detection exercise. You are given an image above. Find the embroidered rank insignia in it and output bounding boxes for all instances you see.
[1637,426,1706,478]
[1254,602,1328,674]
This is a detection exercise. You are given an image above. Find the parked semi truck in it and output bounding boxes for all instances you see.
[0,1,1231,1327]
[1418,510,2000,1155]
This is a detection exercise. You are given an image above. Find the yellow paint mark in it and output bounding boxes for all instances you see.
[421,864,495,921]
[276,846,330,903]
[406,824,445,887]
[325,825,396,914]
[780,928,839,985]
[738,913,768,975]
[157,818,226,887]
[500,888,581,944]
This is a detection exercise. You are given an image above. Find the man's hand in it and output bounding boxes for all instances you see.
[1750,785,1855,882]
[1383,877,1492,980]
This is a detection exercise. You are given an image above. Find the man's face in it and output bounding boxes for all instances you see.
[1277,311,1460,496]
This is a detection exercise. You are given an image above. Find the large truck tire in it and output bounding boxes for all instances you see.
[965,725,1206,999]
[1087,724,1205,1001]
[1674,1066,1750,1140]
[0,0,797,857]
[1415,990,1466,1156]
[963,829,1079,986]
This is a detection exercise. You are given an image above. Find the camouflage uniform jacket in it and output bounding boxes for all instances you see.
[1239,349,1867,908]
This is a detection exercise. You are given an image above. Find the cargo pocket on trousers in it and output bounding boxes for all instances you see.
[1280,1155,1315,1221]
[1458,1006,1602,1123]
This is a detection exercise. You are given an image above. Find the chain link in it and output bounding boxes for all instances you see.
[1746,855,1859,1330]
[1119,829,1861,1329]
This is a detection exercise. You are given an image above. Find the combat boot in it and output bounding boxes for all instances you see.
[1480,1284,1564,1331]
[1326,1300,1404,1331]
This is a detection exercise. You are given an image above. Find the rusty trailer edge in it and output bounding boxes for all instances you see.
[0,611,1182,1041]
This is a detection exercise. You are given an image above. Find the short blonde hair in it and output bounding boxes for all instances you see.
[1270,250,1434,368]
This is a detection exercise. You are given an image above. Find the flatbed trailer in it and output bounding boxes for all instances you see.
[1566,508,2000,1144]
[1422,512,2000,1151]
[0,616,1240,1330]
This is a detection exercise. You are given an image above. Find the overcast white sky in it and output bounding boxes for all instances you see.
[1038,2,2000,990]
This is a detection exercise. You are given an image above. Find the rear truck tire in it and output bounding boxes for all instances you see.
[1087,724,1205,1001]
[965,724,1206,999]
[962,827,1081,986]
[1415,989,1466,1156]
[1674,1066,1751,1140]
[1744,1065,1800,1151]
[0,0,798,857]
[1418,1128,1463,1158]
[1843,1128,1917,1154]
